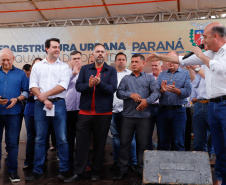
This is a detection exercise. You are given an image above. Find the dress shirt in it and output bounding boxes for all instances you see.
[117,71,160,118]
[149,72,158,80]
[112,69,131,113]
[157,67,191,105]
[179,43,226,99]
[149,72,160,104]
[65,72,81,111]
[0,66,29,115]
[29,58,71,99]
[24,77,35,116]
[190,65,208,100]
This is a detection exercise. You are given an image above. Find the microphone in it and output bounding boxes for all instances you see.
[182,44,204,60]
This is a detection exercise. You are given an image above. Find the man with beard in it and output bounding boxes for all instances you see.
[64,44,117,182]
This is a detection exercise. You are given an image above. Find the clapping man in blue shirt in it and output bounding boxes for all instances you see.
[0,48,29,182]
[113,54,160,180]
[157,51,191,151]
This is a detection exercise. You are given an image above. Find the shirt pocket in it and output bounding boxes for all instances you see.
[139,78,150,90]
[174,77,186,88]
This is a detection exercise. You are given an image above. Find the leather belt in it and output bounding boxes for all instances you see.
[160,105,182,109]
[210,95,226,103]
[198,99,209,104]
[150,104,159,107]
[47,98,63,102]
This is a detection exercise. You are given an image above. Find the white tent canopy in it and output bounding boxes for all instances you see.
[0,0,226,27]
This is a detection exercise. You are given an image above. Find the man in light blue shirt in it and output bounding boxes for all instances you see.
[149,60,163,149]
[157,51,191,151]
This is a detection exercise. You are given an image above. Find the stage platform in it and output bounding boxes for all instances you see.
[0,142,215,185]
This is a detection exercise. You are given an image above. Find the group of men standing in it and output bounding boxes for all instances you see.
[147,22,226,185]
[0,21,226,185]
[0,38,161,183]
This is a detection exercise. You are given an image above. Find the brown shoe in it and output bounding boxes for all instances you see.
[85,165,92,172]
[214,180,222,185]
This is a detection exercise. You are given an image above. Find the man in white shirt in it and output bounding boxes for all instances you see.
[147,22,226,185]
[149,60,163,149]
[110,52,137,170]
[26,38,71,181]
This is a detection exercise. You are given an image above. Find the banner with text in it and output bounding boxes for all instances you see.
[0,19,226,69]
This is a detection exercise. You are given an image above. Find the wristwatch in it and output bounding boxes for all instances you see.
[194,67,201,72]
[16,97,20,103]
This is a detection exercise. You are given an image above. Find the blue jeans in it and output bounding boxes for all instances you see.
[0,114,20,173]
[209,101,226,184]
[193,102,214,153]
[158,106,186,151]
[33,99,69,174]
[110,112,137,165]
[24,115,35,167]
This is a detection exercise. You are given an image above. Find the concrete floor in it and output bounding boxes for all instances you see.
[0,142,145,185]
[0,141,216,185]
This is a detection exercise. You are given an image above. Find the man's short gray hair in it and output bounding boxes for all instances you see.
[212,26,226,37]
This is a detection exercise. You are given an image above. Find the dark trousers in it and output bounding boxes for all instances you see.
[110,112,137,165]
[158,107,186,151]
[24,115,35,167]
[66,110,79,169]
[150,105,160,149]
[118,116,151,173]
[184,107,192,151]
[73,114,112,174]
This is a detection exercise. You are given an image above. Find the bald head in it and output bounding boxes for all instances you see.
[205,22,223,30]
[167,51,179,57]
[203,22,226,52]
[204,22,224,31]
[0,48,14,57]
[166,51,179,72]
[0,48,15,72]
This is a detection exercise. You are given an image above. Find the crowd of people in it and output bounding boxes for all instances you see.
[0,22,225,185]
